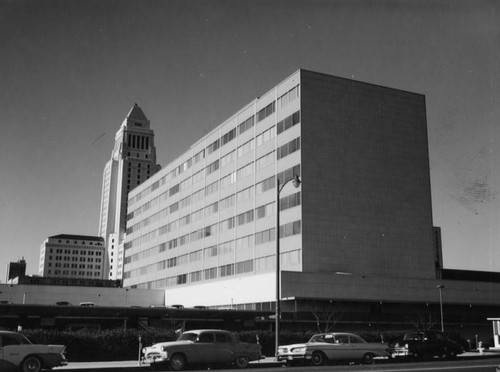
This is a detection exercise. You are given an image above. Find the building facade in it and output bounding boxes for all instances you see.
[38,234,105,279]
[98,104,160,280]
[121,69,447,308]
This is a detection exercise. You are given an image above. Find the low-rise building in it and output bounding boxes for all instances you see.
[39,234,105,280]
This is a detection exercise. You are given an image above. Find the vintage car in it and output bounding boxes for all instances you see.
[389,331,463,360]
[0,330,68,372]
[142,329,262,370]
[277,332,389,365]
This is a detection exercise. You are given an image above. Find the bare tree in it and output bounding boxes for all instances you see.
[308,301,343,333]
[412,313,437,331]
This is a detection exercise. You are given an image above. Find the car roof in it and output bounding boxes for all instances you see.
[183,329,233,334]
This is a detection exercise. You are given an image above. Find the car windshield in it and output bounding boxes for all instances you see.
[309,334,338,344]
[403,333,424,341]
[177,332,198,342]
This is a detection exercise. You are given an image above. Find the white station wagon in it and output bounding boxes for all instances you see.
[0,331,68,372]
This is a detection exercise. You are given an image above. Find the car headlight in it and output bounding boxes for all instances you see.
[292,347,306,354]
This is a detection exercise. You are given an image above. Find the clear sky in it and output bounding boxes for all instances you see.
[0,0,499,282]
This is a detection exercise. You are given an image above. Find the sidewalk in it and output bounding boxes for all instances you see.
[55,352,500,371]
[55,357,282,371]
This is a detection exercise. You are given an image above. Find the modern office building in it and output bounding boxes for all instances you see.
[38,234,105,279]
[121,69,500,312]
[98,104,161,280]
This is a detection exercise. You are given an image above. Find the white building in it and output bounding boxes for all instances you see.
[39,234,105,279]
[98,104,160,280]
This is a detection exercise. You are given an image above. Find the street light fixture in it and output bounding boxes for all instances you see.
[437,285,445,332]
[275,175,301,359]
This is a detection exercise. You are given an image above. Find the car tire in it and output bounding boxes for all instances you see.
[311,351,326,366]
[235,355,249,369]
[170,353,186,371]
[21,356,42,372]
[362,353,374,364]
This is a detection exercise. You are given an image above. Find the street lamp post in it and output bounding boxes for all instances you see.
[437,285,445,332]
[275,175,301,359]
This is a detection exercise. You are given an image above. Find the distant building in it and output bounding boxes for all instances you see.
[38,234,105,279]
[98,104,161,280]
[5,258,26,283]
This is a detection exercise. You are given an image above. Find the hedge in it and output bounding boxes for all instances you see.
[20,328,468,362]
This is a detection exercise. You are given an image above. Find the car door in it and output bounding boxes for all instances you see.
[348,334,368,359]
[0,334,24,368]
[192,332,217,364]
[321,333,353,361]
[215,332,236,363]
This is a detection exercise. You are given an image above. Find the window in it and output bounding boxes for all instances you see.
[220,172,236,188]
[219,263,234,277]
[280,191,301,211]
[279,220,302,238]
[256,176,275,195]
[218,240,234,255]
[256,202,275,219]
[256,126,275,147]
[237,139,254,158]
[238,116,254,135]
[221,128,236,146]
[204,245,218,259]
[256,151,275,171]
[219,194,235,211]
[236,186,253,203]
[236,163,253,180]
[255,228,276,245]
[236,259,253,274]
[220,150,236,167]
[277,137,301,160]
[277,110,301,134]
[236,210,254,226]
[219,217,235,232]
[207,139,220,154]
[194,149,205,164]
[277,164,301,184]
[257,101,275,122]
[205,181,219,196]
[205,160,220,176]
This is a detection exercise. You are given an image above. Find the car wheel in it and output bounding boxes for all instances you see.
[170,353,186,371]
[362,353,374,364]
[235,355,249,369]
[311,351,326,366]
[21,356,42,372]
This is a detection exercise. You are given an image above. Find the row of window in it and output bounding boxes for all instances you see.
[123,219,301,276]
[129,91,300,207]
[50,249,103,256]
[50,256,102,263]
[50,262,101,269]
[127,134,150,150]
[54,241,103,246]
[130,249,301,290]
[125,165,301,250]
[127,123,279,221]
[49,270,101,277]
[127,161,300,238]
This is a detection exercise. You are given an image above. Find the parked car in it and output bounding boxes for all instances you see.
[142,329,262,370]
[0,330,68,372]
[277,332,389,365]
[79,302,96,307]
[389,331,463,360]
[54,301,72,306]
